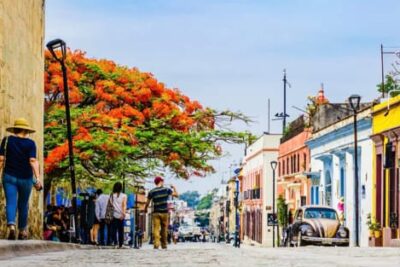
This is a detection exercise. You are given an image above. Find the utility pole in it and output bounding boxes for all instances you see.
[283,69,287,132]
[381,44,385,98]
[267,98,271,133]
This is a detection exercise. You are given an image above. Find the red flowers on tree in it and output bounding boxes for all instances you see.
[44,49,251,191]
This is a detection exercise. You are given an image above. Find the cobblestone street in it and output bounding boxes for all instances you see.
[1,243,400,267]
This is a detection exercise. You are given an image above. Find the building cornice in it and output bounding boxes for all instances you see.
[306,116,372,150]
[244,148,279,162]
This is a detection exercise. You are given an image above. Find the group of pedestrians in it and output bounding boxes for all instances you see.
[1,118,180,251]
[79,182,128,248]
[43,183,128,248]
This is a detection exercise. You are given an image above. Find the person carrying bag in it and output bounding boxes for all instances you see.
[0,118,42,240]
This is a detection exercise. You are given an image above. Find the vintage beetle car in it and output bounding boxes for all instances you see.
[283,205,349,247]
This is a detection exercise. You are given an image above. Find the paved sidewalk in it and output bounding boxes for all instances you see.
[0,240,82,260]
[1,242,400,267]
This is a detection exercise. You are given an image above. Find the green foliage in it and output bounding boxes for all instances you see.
[195,210,210,227]
[377,75,400,97]
[179,191,201,208]
[277,195,288,227]
[196,190,217,210]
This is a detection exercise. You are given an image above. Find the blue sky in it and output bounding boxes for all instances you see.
[46,0,400,194]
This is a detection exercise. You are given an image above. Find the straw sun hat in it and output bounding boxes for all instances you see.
[6,118,35,133]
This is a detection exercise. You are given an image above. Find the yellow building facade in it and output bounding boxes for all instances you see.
[371,95,400,247]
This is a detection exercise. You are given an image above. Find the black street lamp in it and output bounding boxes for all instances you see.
[348,94,361,247]
[46,39,79,243]
[233,168,241,248]
[270,160,278,248]
[133,182,144,249]
[226,185,230,244]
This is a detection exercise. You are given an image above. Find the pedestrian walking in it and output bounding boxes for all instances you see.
[90,193,100,245]
[338,197,345,224]
[110,182,127,248]
[144,176,178,249]
[0,118,42,240]
[95,189,111,246]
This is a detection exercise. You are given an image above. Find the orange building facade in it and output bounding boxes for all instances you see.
[278,116,312,214]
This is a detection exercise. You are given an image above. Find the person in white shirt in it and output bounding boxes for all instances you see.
[110,182,127,248]
[95,189,110,246]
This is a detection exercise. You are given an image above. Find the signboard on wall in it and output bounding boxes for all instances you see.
[267,213,278,226]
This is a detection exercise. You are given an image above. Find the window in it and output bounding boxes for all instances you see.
[293,155,296,173]
[340,167,345,197]
[297,154,300,172]
[325,171,332,206]
[311,185,320,205]
[303,153,307,171]
[278,161,281,176]
[283,160,286,175]
[304,208,337,220]
[286,158,289,174]
[255,173,261,188]
[295,210,303,220]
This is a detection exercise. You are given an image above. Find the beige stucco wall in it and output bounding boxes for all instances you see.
[0,0,45,239]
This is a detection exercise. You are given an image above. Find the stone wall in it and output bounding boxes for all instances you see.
[0,0,45,239]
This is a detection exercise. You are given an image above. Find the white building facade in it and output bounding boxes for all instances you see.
[241,133,281,246]
[306,109,373,247]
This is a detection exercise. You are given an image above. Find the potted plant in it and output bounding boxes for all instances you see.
[366,214,374,237]
[373,223,382,239]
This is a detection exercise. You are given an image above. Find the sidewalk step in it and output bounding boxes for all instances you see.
[0,240,83,260]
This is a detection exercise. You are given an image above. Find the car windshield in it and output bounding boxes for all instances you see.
[304,208,338,220]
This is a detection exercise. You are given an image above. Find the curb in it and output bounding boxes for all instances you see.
[0,240,83,260]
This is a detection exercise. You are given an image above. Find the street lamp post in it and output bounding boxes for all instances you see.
[270,161,278,248]
[226,185,230,244]
[233,168,241,248]
[349,94,361,247]
[46,39,79,243]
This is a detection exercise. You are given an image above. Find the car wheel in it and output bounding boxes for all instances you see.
[297,232,303,247]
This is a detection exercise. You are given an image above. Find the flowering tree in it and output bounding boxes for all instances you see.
[44,50,252,195]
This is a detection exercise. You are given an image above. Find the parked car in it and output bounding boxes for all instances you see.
[283,205,349,247]
[178,225,202,242]
[178,225,193,242]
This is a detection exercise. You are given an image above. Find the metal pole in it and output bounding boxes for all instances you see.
[61,62,79,243]
[234,177,240,248]
[353,113,360,247]
[283,69,287,133]
[268,98,271,133]
[272,167,276,248]
[134,186,140,249]
[381,44,385,98]
[226,198,230,243]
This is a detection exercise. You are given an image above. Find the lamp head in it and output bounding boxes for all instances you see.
[46,39,67,62]
[270,161,278,170]
[348,94,361,112]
